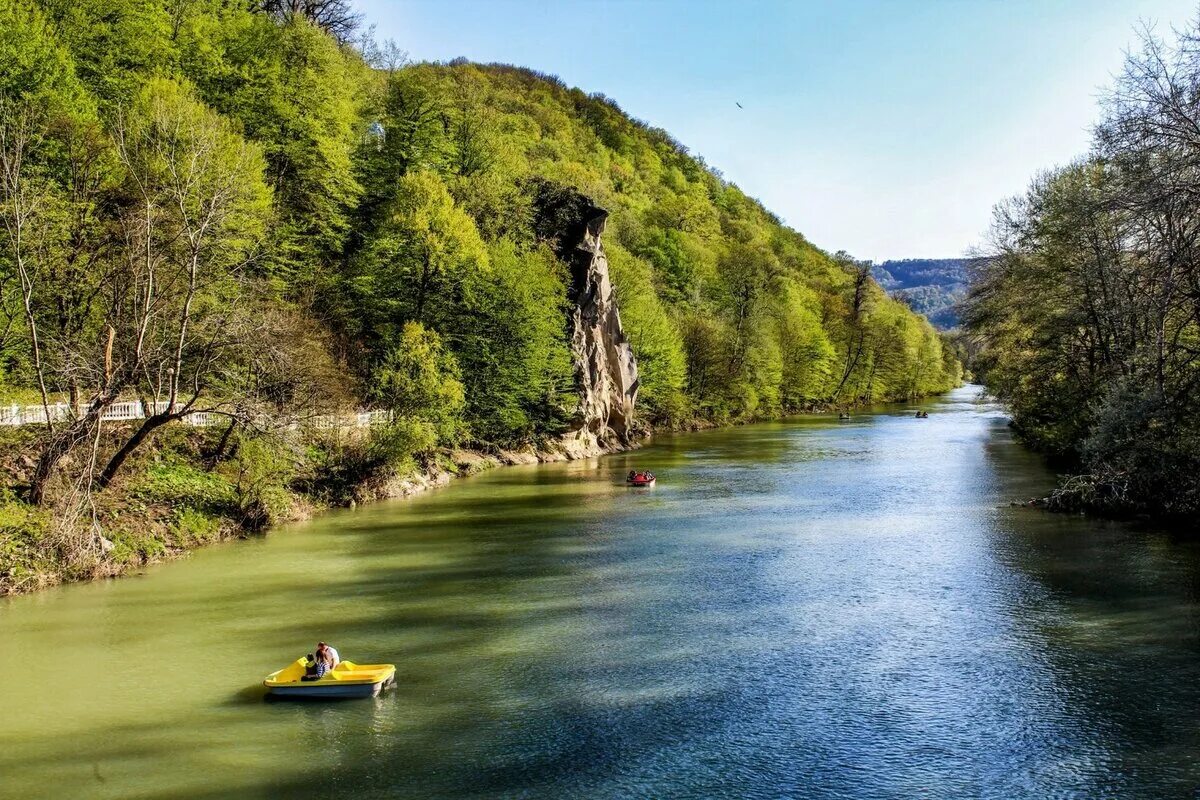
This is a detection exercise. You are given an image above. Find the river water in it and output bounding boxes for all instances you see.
[4,385,1200,799]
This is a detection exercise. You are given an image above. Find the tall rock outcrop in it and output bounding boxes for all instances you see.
[532,181,640,456]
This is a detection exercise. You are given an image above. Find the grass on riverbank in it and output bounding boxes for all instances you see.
[1,427,253,594]
[0,424,314,595]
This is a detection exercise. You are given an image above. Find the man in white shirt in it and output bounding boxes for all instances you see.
[318,641,340,667]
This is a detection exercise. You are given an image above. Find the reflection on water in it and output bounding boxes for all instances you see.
[4,386,1200,799]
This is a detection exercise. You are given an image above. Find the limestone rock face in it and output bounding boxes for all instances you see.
[532,182,640,455]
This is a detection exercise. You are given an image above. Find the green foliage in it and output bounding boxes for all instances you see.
[634,226,715,302]
[122,75,272,246]
[2,2,957,459]
[105,528,167,565]
[226,436,295,531]
[205,15,365,285]
[170,506,222,547]
[773,280,837,408]
[372,321,465,442]
[679,311,737,421]
[455,239,574,441]
[873,258,979,330]
[607,242,687,421]
[348,170,489,343]
[369,416,438,468]
[132,460,234,511]
[965,21,1200,517]
[0,0,87,109]
[0,0,965,593]
[0,486,49,586]
[348,62,958,428]
[355,68,444,210]
[300,418,437,505]
[36,0,174,107]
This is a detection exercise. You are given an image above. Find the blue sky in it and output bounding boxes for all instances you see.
[356,0,1197,261]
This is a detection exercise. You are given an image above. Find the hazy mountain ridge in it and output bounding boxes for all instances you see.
[872,258,983,329]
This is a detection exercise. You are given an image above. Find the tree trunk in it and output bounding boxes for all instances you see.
[415,258,431,320]
[97,413,175,489]
[28,390,119,504]
[832,330,866,402]
[28,421,93,504]
[206,419,237,471]
[29,425,88,504]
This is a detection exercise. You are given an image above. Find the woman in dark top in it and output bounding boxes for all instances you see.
[313,648,333,678]
[301,649,334,681]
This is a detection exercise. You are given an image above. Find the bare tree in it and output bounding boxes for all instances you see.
[95,79,272,488]
[258,0,362,43]
[0,102,57,429]
[23,79,272,503]
[358,33,408,73]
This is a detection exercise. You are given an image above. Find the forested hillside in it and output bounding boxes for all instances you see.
[873,258,978,329]
[966,22,1200,518]
[0,0,959,592]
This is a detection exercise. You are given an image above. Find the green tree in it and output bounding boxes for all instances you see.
[205,15,364,287]
[774,281,836,408]
[454,239,574,443]
[0,0,88,108]
[36,0,174,107]
[372,321,465,443]
[94,77,272,488]
[607,242,687,421]
[355,67,445,224]
[347,170,488,348]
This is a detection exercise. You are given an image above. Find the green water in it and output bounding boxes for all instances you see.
[5,385,1200,799]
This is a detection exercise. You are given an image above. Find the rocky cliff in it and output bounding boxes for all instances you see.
[532,181,640,456]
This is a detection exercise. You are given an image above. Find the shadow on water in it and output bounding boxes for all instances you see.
[983,513,1200,796]
[228,684,267,706]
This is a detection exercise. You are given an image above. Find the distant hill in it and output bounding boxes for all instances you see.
[872,258,983,329]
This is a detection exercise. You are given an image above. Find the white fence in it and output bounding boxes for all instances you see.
[309,409,392,430]
[0,401,393,431]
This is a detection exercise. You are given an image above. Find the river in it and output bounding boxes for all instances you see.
[4,385,1200,799]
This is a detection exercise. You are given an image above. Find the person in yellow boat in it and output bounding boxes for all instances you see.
[301,653,321,681]
[300,649,335,681]
[317,641,340,667]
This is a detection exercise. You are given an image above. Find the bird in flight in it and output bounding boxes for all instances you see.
[736,102,743,109]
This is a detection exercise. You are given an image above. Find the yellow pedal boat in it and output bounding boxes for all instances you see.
[264,659,396,698]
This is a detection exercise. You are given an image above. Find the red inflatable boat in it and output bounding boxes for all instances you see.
[626,472,656,487]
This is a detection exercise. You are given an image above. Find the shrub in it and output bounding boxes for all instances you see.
[225,437,297,531]
[0,488,51,591]
[300,418,437,505]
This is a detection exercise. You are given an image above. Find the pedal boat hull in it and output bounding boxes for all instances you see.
[264,659,396,698]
